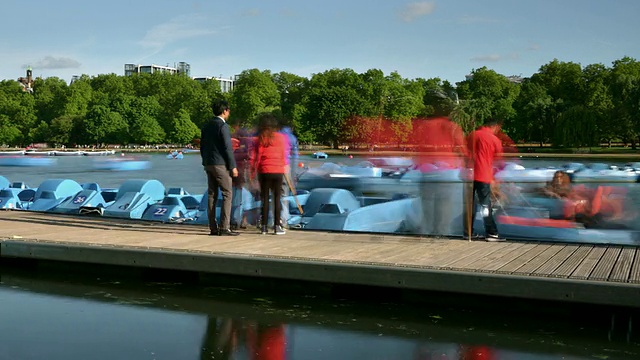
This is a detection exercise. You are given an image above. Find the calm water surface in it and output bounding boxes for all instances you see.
[1,268,638,360]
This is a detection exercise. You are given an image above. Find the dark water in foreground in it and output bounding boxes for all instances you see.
[1,267,638,360]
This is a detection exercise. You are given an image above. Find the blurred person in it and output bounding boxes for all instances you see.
[200,317,239,360]
[200,99,240,236]
[252,113,288,235]
[231,137,250,230]
[541,170,572,199]
[279,126,296,228]
[459,344,496,360]
[463,119,505,241]
[540,170,629,228]
[280,126,299,182]
[245,323,286,360]
[412,117,467,236]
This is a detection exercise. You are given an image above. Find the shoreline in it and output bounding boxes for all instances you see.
[3,147,640,160]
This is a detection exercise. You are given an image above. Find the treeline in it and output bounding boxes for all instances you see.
[1,56,639,148]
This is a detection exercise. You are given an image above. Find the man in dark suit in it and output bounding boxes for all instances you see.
[201,100,240,236]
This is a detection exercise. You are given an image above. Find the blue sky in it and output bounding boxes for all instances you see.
[2,0,639,84]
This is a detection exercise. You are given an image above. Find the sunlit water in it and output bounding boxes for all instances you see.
[0,268,638,360]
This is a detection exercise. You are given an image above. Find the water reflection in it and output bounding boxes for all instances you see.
[0,268,638,360]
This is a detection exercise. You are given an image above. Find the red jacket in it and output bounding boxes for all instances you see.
[467,127,503,183]
[413,117,467,169]
[253,132,287,174]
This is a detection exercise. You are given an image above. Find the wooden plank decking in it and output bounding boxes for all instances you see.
[1,211,639,308]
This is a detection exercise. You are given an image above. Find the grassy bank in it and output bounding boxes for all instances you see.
[5,146,640,161]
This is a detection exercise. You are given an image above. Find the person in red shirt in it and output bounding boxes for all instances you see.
[252,114,288,235]
[464,119,504,241]
[412,117,467,236]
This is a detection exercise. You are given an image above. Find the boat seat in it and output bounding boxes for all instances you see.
[18,189,36,202]
[38,191,56,199]
[161,197,181,206]
[181,196,200,210]
[101,191,118,203]
[317,203,344,214]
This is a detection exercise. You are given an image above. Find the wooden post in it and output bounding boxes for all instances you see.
[284,173,304,215]
[465,118,476,241]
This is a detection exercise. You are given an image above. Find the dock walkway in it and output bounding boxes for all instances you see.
[1,211,639,308]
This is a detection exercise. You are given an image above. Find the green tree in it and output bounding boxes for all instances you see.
[553,105,598,148]
[125,96,165,145]
[84,105,129,144]
[609,57,640,148]
[49,115,76,145]
[28,121,50,144]
[382,72,425,121]
[512,80,554,145]
[231,69,280,126]
[65,75,93,117]
[0,114,24,146]
[168,108,199,145]
[582,63,615,146]
[416,77,457,117]
[301,68,371,147]
[272,71,308,129]
[33,77,69,124]
[0,80,38,143]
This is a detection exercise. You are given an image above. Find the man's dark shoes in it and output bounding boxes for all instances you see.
[218,228,240,236]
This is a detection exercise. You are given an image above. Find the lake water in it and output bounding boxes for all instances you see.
[1,152,635,195]
[1,266,638,360]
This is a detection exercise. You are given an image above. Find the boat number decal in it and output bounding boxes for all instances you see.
[154,207,168,216]
[73,195,87,204]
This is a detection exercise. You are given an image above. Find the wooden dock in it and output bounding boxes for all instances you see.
[1,211,639,308]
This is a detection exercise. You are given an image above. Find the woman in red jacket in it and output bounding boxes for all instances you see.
[252,113,288,235]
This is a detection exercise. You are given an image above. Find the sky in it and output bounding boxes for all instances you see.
[1,0,639,85]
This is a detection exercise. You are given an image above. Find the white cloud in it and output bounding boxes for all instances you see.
[25,56,81,69]
[398,2,435,23]
[139,14,216,52]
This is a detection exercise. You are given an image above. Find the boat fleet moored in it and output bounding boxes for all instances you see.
[2,158,640,245]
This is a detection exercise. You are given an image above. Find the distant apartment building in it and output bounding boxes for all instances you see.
[124,62,191,77]
[124,62,235,93]
[193,76,235,93]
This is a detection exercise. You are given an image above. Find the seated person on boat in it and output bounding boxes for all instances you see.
[541,170,627,228]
